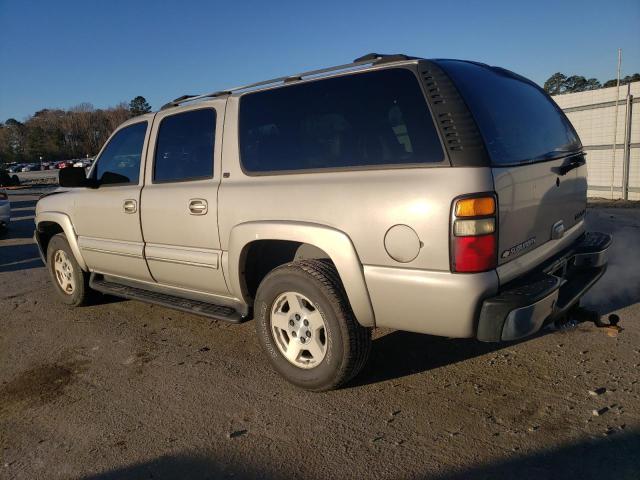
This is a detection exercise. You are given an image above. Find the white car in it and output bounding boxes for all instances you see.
[0,189,10,230]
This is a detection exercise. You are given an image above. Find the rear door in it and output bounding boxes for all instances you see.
[436,60,587,267]
[140,101,229,295]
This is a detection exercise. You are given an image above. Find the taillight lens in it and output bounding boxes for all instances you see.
[451,195,497,273]
[455,197,495,217]
[453,218,495,236]
[453,235,496,272]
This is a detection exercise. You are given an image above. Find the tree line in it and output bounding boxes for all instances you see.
[543,72,640,95]
[0,96,151,165]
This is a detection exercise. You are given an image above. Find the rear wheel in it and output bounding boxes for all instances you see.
[255,259,371,391]
[46,233,94,306]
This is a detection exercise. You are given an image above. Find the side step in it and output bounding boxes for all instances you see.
[90,275,245,323]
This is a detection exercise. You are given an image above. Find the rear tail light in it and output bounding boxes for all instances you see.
[455,197,495,217]
[451,194,497,273]
[453,218,495,236]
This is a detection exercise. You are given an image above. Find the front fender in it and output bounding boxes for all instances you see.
[35,211,88,271]
[228,221,375,327]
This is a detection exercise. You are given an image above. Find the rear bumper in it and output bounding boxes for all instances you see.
[0,202,10,228]
[477,232,611,342]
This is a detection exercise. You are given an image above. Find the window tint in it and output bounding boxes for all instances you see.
[239,68,444,173]
[95,122,147,185]
[436,60,581,166]
[154,109,216,182]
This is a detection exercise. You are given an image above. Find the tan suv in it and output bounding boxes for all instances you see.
[35,53,611,391]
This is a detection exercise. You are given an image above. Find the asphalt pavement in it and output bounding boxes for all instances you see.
[1,193,639,480]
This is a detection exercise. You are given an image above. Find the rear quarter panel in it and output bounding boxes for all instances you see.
[218,96,495,273]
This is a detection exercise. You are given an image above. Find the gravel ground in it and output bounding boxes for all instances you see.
[1,194,639,480]
[14,170,59,186]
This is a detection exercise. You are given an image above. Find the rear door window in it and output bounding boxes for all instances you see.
[435,60,581,166]
[153,108,216,183]
[239,68,444,173]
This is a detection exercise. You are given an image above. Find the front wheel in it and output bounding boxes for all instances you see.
[46,233,94,306]
[254,259,371,391]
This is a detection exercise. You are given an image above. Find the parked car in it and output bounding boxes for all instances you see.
[21,163,40,172]
[8,164,23,173]
[56,160,73,169]
[0,169,20,187]
[0,189,10,231]
[34,53,611,391]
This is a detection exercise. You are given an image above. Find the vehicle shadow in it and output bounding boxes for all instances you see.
[350,329,521,387]
[78,431,639,480]
[0,198,40,273]
[80,453,276,480]
[428,430,639,480]
[582,208,640,314]
[1,199,36,241]
[0,243,43,273]
[8,199,38,210]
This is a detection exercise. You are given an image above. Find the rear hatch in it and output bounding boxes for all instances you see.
[436,60,587,266]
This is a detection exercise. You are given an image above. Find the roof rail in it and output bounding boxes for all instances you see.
[160,53,416,110]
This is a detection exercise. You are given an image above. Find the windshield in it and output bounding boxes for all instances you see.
[435,60,581,166]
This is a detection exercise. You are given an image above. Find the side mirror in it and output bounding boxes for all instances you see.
[59,167,94,188]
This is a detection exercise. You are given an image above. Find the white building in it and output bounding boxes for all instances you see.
[552,82,639,200]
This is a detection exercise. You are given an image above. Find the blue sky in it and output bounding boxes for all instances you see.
[1,0,639,121]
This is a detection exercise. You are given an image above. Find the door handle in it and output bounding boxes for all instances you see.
[123,199,137,214]
[188,199,208,215]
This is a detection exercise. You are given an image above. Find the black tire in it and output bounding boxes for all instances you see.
[46,233,94,306]
[255,259,372,391]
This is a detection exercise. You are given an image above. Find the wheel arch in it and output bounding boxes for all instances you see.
[228,221,375,327]
[35,212,88,271]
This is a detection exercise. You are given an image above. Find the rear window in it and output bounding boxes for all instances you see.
[239,68,444,173]
[436,60,581,166]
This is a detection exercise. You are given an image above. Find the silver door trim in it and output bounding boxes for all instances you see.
[144,243,220,269]
[78,236,145,258]
[145,256,217,269]
[81,247,143,259]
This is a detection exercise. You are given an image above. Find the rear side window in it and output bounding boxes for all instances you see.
[154,109,216,182]
[239,68,444,173]
[436,60,581,166]
[95,122,147,185]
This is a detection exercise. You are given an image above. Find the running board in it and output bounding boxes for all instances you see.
[89,275,245,323]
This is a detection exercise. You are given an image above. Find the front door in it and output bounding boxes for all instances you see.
[140,101,228,295]
[73,119,154,282]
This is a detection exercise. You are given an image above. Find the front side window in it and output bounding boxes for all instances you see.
[153,109,216,183]
[95,122,147,185]
[239,68,444,173]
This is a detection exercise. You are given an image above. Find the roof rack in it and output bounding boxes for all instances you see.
[160,53,416,110]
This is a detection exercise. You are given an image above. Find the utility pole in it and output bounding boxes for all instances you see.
[610,48,622,199]
[622,82,633,200]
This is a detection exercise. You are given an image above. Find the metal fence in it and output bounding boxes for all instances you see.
[553,82,639,200]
